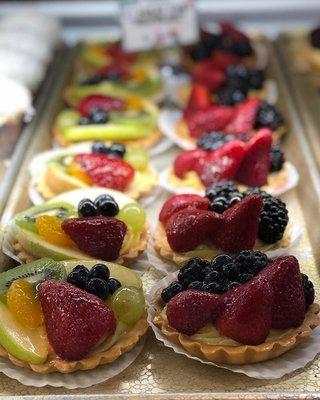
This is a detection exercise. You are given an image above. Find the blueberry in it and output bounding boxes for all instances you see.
[109,142,126,158]
[161,281,184,302]
[188,281,205,291]
[94,194,119,217]
[221,263,239,280]
[88,108,109,124]
[87,278,109,300]
[105,71,120,81]
[74,264,90,275]
[79,116,91,125]
[108,278,122,295]
[92,141,109,154]
[78,198,100,217]
[67,270,88,289]
[211,254,233,270]
[226,281,241,291]
[89,263,110,281]
[81,74,103,85]
[205,270,220,283]
[204,282,224,294]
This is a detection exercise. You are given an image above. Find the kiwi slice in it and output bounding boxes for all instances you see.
[15,201,77,234]
[109,111,153,126]
[0,258,66,302]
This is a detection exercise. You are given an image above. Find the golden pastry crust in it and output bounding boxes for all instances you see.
[175,120,286,145]
[53,125,162,150]
[0,316,148,373]
[153,222,293,266]
[12,227,148,264]
[289,33,320,74]
[153,303,320,365]
[35,166,158,201]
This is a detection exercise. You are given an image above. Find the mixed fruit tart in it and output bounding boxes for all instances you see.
[185,22,260,69]
[165,127,297,196]
[69,42,163,102]
[6,189,147,263]
[0,258,147,372]
[53,89,160,148]
[31,141,157,201]
[152,253,319,364]
[175,85,285,147]
[154,184,297,265]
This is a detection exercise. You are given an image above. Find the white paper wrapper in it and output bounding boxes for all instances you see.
[147,218,302,274]
[146,272,320,379]
[0,337,145,389]
[159,161,299,198]
[28,143,160,207]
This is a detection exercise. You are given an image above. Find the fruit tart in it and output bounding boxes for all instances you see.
[177,88,285,144]
[163,128,298,196]
[53,89,161,148]
[5,188,147,263]
[0,258,148,372]
[152,253,319,364]
[290,27,320,74]
[154,188,299,265]
[30,141,157,201]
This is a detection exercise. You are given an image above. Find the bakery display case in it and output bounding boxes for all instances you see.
[0,1,319,399]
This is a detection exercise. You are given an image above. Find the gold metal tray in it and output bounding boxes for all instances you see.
[0,39,320,398]
[276,33,320,170]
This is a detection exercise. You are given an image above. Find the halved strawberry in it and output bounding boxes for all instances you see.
[173,148,207,179]
[159,194,210,224]
[166,208,222,253]
[192,61,226,90]
[196,140,246,187]
[235,128,272,187]
[220,21,250,43]
[184,83,211,116]
[216,277,273,345]
[259,256,306,329]
[212,194,263,253]
[62,216,127,261]
[40,280,116,360]
[77,94,126,116]
[75,153,134,191]
[167,290,223,335]
[210,50,241,71]
[224,98,260,135]
[185,105,234,138]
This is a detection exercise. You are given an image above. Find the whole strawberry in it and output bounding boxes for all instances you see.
[40,280,116,360]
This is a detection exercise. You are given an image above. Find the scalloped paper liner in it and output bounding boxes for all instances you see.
[3,220,147,265]
[159,109,286,151]
[146,271,320,378]
[151,219,301,268]
[159,161,299,198]
[0,317,148,374]
[53,125,163,150]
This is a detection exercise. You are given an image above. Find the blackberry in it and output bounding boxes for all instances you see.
[204,282,225,294]
[270,144,285,172]
[221,262,239,280]
[231,39,253,57]
[205,181,238,201]
[210,196,230,213]
[177,258,208,285]
[210,253,233,270]
[235,250,270,275]
[248,69,264,90]
[197,132,247,151]
[301,274,315,308]
[188,281,205,291]
[161,281,183,303]
[217,86,247,106]
[201,31,222,51]
[310,27,320,49]
[238,273,254,284]
[205,181,243,213]
[260,195,288,244]
[255,102,284,131]
[204,270,220,283]
[225,65,250,91]
[226,281,241,291]
[189,44,211,61]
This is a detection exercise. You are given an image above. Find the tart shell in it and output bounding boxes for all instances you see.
[0,316,148,373]
[153,301,320,365]
[153,221,294,266]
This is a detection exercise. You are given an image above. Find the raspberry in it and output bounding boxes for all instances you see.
[77,94,126,116]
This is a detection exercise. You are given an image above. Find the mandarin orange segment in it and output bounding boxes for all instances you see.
[69,160,92,185]
[35,215,77,248]
[7,279,43,330]
[126,96,145,110]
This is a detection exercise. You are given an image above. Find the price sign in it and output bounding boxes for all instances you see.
[121,0,199,52]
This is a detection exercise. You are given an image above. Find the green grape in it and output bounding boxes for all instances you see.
[117,203,146,234]
[124,148,149,171]
[108,287,145,325]
[56,110,80,129]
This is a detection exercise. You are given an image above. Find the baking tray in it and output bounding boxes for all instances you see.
[1,38,320,398]
[275,32,320,170]
[0,45,71,219]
